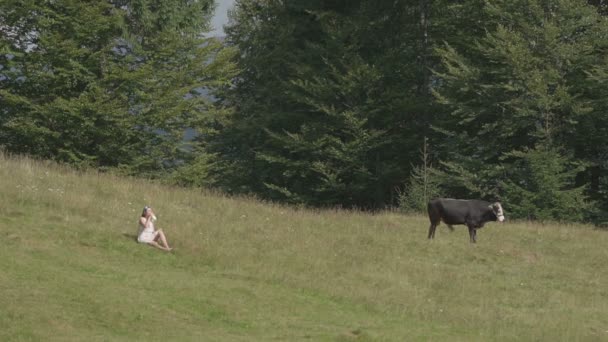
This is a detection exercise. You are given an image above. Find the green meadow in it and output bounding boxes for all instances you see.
[1,153,607,341]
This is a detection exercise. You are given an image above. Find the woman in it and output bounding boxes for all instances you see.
[138,206,172,251]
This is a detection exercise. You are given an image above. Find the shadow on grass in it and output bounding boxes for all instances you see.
[122,233,138,242]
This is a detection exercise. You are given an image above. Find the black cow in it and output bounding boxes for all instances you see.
[427,198,505,243]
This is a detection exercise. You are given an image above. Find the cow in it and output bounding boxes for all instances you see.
[427,198,505,243]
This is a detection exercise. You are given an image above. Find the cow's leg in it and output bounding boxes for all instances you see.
[467,225,476,243]
[428,223,437,239]
[427,203,440,240]
[447,224,454,231]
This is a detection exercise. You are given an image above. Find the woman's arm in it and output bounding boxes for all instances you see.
[139,216,151,227]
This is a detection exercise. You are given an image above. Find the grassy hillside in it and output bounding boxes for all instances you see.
[1,153,607,341]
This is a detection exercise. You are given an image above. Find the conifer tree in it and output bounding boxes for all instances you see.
[433,0,606,219]
[0,0,234,175]
[399,137,442,212]
[213,0,444,207]
[501,146,589,221]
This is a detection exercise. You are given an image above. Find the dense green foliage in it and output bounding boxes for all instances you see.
[434,0,608,216]
[210,0,608,221]
[501,146,589,221]
[0,0,235,175]
[399,138,443,212]
[2,0,608,222]
[210,0,441,208]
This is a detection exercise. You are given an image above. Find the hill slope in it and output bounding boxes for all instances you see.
[1,154,607,341]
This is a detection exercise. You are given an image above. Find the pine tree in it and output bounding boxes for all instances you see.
[258,54,390,206]
[212,0,446,208]
[399,137,442,212]
[578,22,608,223]
[501,146,589,221]
[433,0,605,220]
[0,0,235,176]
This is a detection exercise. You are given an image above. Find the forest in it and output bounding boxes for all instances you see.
[2,0,608,223]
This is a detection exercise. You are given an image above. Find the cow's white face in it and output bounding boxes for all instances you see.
[493,202,505,222]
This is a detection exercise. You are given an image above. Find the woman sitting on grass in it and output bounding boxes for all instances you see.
[138,206,172,252]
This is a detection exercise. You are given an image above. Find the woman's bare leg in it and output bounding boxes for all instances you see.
[154,230,172,250]
[147,241,170,251]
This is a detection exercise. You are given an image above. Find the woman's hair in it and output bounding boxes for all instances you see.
[141,206,150,217]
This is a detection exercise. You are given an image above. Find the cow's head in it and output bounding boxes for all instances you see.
[490,202,505,222]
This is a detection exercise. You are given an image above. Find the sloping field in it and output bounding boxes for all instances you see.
[1,153,607,341]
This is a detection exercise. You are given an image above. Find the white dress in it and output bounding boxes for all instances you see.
[137,219,158,243]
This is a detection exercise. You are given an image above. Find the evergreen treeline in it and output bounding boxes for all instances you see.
[0,0,237,175]
[2,0,608,223]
